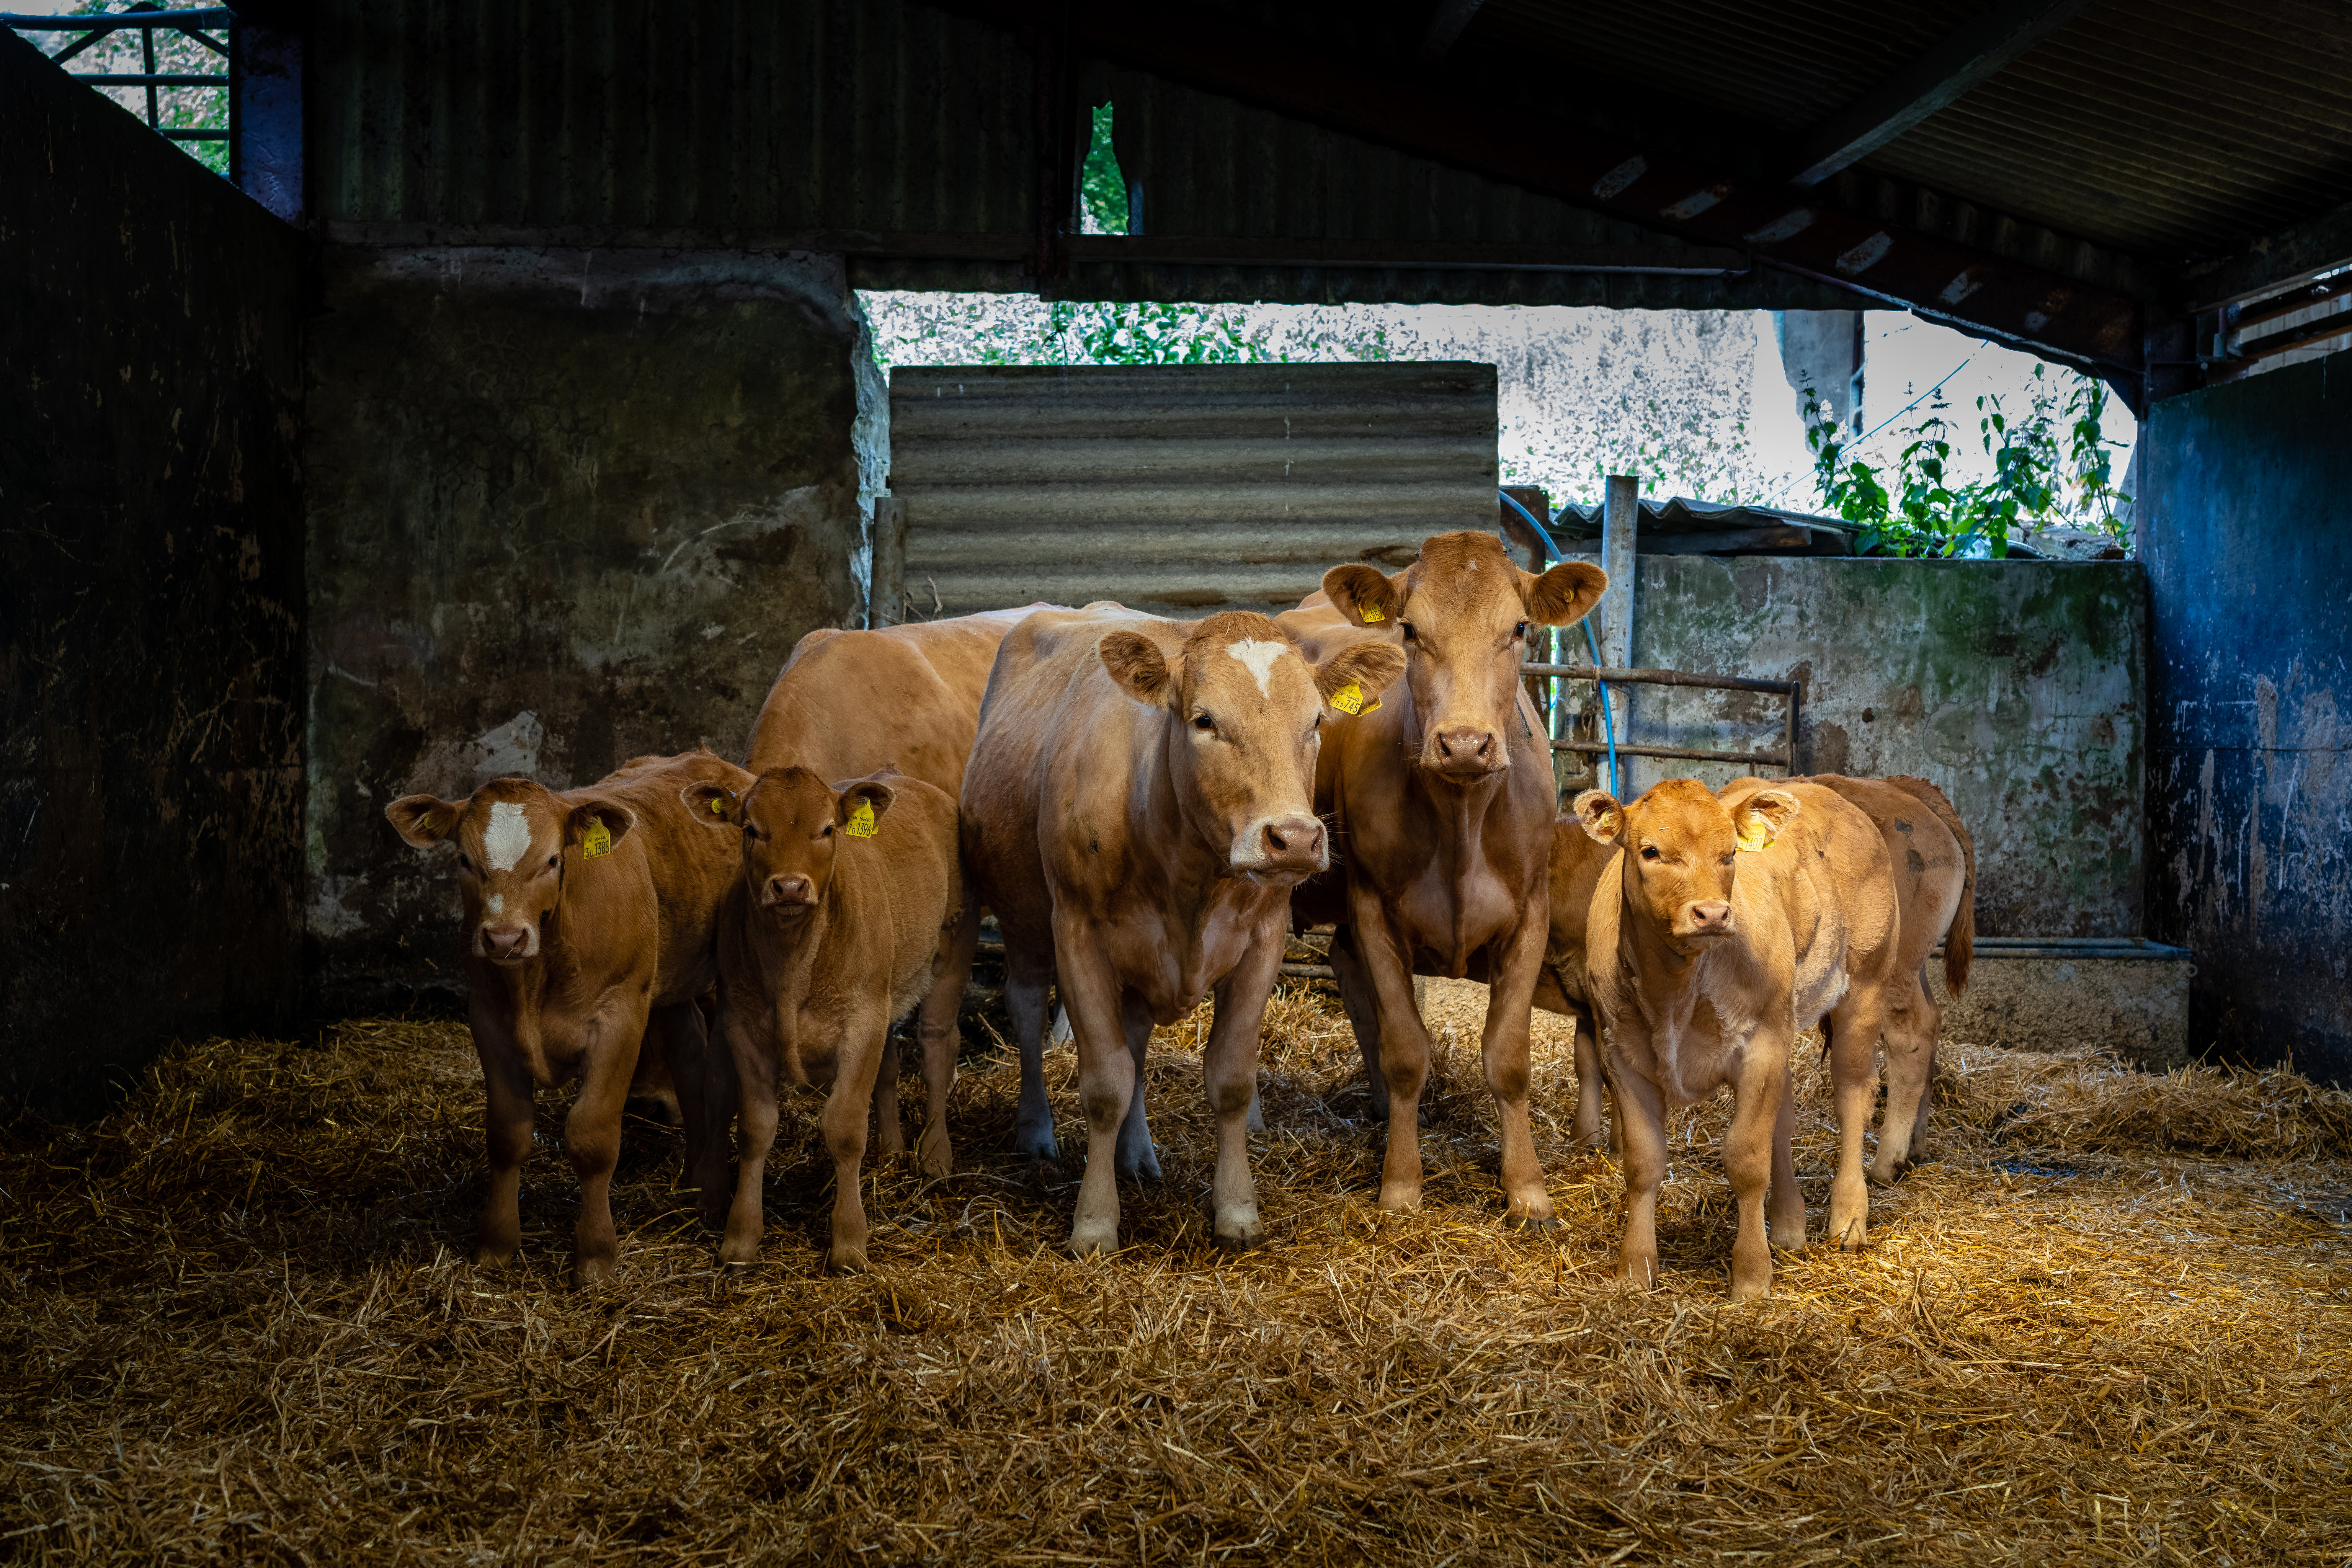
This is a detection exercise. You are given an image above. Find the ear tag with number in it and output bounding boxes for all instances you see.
[1735,817,1772,853]
[846,799,879,838]
[1329,682,1381,717]
[581,817,614,858]
[1359,603,1386,624]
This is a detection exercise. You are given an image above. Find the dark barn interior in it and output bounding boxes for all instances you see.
[5,2,2352,1561]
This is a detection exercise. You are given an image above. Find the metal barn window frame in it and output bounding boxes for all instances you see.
[3,5,237,176]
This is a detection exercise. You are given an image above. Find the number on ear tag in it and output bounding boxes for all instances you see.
[846,799,879,838]
[1735,817,1772,853]
[581,818,614,858]
[1329,682,1381,717]
[1359,603,1386,624]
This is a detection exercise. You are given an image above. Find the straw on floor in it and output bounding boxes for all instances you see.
[4,979,2350,1565]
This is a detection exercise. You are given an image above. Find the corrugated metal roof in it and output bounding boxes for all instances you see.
[1470,0,2352,268]
[887,363,1499,620]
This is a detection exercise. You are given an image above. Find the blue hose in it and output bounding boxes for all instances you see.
[1497,490,1621,799]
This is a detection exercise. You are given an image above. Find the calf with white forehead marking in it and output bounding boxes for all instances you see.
[962,606,1404,1254]
[1282,529,1607,1225]
[385,750,752,1283]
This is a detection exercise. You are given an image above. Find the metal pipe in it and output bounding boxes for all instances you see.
[1599,475,1639,793]
[1521,662,1798,696]
[1552,739,1789,767]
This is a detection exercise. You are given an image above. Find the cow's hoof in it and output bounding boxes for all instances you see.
[1013,1123,1060,1161]
[474,1245,519,1269]
[1727,1277,1771,1304]
[1117,1145,1163,1184]
[917,1128,954,1180]
[574,1254,620,1289]
[1068,1220,1120,1258]
[1211,1210,1266,1252]
[1502,1211,1559,1232]
[825,1245,870,1275]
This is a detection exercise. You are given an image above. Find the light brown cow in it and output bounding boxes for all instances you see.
[962,606,1403,1254]
[386,748,752,1282]
[1286,532,1607,1222]
[685,766,965,1272]
[1726,773,1976,1182]
[738,607,1045,1176]
[1529,815,1622,1153]
[1574,777,1900,1300]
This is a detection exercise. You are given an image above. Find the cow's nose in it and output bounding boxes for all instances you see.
[762,873,815,909]
[1686,901,1733,933]
[482,926,530,960]
[1259,814,1325,867]
[1434,727,1498,770]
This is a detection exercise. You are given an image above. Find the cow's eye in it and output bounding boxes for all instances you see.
[1640,845,1661,861]
[1399,622,1418,644]
[546,854,559,869]
[1720,853,1736,867]
[822,823,835,837]
[1192,714,1215,732]
[456,853,472,871]
[1513,621,1529,642]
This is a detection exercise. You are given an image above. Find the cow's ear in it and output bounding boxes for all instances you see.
[1733,789,1799,852]
[1314,639,1407,707]
[387,794,466,848]
[1527,560,1608,627]
[1572,789,1625,845]
[1098,630,1174,707]
[681,782,741,828]
[1322,564,1405,628]
[566,798,638,849]
[836,777,896,829]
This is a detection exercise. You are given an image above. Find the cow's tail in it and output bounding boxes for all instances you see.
[1888,774,1975,998]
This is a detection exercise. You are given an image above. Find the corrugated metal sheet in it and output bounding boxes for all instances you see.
[1472,0,2352,268]
[886,363,1498,620]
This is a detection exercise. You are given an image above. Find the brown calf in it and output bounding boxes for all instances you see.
[1287,532,1607,1222]
[962,606,1403,1254]
[685,767,965,1272]
[386,748,751,1283]
[1574,778,1900,1300]
[737,607,1044,1176]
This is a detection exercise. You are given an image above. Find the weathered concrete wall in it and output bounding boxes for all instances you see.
[305,248,877,1012]
[1587,557,2145,938]
[2143,353,2352,1085]
[0,33,308,1110]
[1928,946,2190,1071]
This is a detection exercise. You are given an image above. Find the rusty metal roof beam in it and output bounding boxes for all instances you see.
[1786,0,2093,188]
[1000,2,2143,369]
[1416,0,1485,64]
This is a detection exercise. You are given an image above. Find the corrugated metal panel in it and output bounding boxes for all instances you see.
[887,363,1497,620]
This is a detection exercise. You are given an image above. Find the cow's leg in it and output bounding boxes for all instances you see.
[1054,929,1134,1257]
[823,1008,889,1274]
[473,1031,534,1267]
[653,998,733,1230]
[1824,985,1886,1251]
[626,1025,681,1126]
[1768,1062,1805,1253]
[1114,991,1163,1183]
[1352,906,1433,1210]
[1327,926,1388,1122]
[1723,1038,1789,1303]
[870,1021,905,1161]
[915,898,980,1177]
[1006,946,1059,1160]
[1561,980,1607,1153]
[1483,903,1556,1227]
[1612,1057,1669,1289]
[563,1000,645,1286]
[1203,929,1282,1250]
[1869,965,1937,1184]
[718,1008,782,1267]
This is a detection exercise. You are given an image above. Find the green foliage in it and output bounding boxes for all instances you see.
[1078,104,1128,236]
[66,2,230,176]
[1805,364,2132,557]
[864,293,1397,370]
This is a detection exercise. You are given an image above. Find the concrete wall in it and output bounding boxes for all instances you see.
[305,247,880,1011]
[1582,557,2145,939]
[2143,354,2352,1085]
[0,33,308,1110]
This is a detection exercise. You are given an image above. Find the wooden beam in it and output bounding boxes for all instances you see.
[1061,235,1745,273]
[1000,2,2143,369]
[2179,195,2352,311]
[1416,0,1485,63]
[1787,0,2092,187]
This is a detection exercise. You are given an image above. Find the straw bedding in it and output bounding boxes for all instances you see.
[5,981,2350,1565]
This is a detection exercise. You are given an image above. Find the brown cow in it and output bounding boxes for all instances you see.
[386,748,752,1283]
[1573,777,1900,1300]
[684,766,965,1272]
[737,607,1045,1176]
[962,606,1403,1254]
[1728,773,1975,1182]
[1287,532,1606,1223]
[1529,815,1622,1153]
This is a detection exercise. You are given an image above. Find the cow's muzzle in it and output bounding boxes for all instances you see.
[477,923,540,964]
[1674,901,1735,939]
[1232,813,1327,883]
[1426,724,1506,779]
[760,873,818,912]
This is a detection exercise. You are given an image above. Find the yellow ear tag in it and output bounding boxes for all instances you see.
[1735,817,1772,853]
[709,796,725,816]
[1329,682,1380,717]
[845,799,879,838]
[581,817,614,858]
[1359,603,1386,624]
